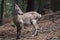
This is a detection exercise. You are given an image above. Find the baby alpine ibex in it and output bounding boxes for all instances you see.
[14,4,42,39]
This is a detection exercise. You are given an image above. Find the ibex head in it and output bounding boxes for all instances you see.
[15,4,23,15]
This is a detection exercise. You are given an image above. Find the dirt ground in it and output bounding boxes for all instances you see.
[0,24,17,40]
[0,12,60,40]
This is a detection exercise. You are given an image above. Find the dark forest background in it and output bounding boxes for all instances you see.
[0,0,60,25]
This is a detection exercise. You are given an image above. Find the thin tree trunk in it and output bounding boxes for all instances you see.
[51,0,60,11]
[0,0,4,25]
[26,0,35,12]
[0,0,2,25]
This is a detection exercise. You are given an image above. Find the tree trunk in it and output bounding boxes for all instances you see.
[51,0,60,11]
[0,0,4,25]
[26,0,35,12]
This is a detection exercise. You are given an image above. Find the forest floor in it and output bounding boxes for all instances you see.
[0,12,60,40]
